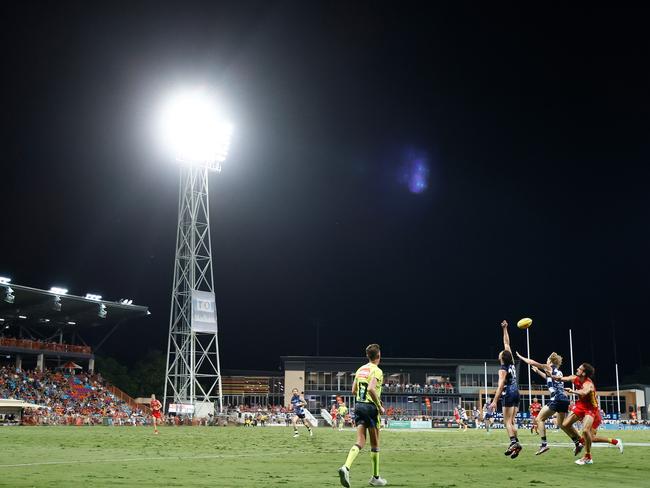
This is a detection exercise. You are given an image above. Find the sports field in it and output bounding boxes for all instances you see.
[2,426,649,487]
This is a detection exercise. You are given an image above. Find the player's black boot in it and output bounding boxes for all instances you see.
[510,442,523,459]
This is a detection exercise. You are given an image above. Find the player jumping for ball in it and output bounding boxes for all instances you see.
[489,320,522,459]
[150,394,162,434]
[289,388,314,437]
[517,351,570,455]
[338,344,387,487]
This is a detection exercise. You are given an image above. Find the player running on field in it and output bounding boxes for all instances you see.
[338,402,349,430]
[489,320,522,459]
[529,397,541,434]
[150,394,162,434]
[338,344,387,487]
[483,399,494,433]
[331,403,339,429]
[289,388,314,438]
[472,407,480,429]
[458,405,469,431]
[517,351,570,455]
[560,363,599,464]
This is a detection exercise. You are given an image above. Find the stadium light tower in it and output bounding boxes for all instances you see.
[159,88,232,416]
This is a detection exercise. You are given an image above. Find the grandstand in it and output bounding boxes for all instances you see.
[0,280,150,423]
[0,281,148,372]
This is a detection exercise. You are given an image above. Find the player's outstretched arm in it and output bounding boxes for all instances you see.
[516,352,551,373]
[531,365,548,380]
[566,381,593,397]
[501,320,511,352]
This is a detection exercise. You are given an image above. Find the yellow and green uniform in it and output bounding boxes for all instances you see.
[354,362,383,409]
[338,405,348,417]
[343,361,384,477]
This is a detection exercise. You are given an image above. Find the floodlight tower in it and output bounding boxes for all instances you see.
[161,89,232,416]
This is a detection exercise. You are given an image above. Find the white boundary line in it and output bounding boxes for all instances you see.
[2,442,650,468]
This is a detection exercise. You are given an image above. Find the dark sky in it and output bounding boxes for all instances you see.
[1,2,649,384]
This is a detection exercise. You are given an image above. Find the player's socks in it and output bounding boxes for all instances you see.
[344,444,361,469]
[540,436,547,446]
[609,438,618,445]
[370,448,380,477]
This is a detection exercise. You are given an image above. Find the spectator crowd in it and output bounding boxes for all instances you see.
[0,365,145,425]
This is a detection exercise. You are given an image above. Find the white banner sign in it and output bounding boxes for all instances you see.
[168,403,195,414]
[191,290,218,333]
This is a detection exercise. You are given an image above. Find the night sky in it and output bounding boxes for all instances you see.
[1,3,649,384]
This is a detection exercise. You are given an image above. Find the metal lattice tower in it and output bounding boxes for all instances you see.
[164,165,223,414]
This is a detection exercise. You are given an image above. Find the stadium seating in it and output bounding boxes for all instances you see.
[0,365,144,425]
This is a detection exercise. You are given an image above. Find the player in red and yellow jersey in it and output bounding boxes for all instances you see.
[330,403,339,429]
[529,398,542,434]
[561,363,599,464]
[338,344,387,487]
[150,393,162,435]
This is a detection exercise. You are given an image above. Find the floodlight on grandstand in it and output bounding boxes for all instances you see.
[50,287,68,295]
[67,321,76,325]
[0,276,11,284]
[85,293,102,301]
[158,88,233,171]
[119,299,133,305]
[18,315,27,319]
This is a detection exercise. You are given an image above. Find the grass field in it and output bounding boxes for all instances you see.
[2,426,649,488]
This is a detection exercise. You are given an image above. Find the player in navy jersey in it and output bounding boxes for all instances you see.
[489,320,521,458]
[517,351,570,455]
[483,398,494,432]
[289,388,314,437]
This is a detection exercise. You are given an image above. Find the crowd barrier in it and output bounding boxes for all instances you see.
[0,338,91,355]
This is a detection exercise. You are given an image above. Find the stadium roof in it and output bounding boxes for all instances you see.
[0,283,148,329]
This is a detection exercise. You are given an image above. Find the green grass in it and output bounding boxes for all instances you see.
[1,426,649,487]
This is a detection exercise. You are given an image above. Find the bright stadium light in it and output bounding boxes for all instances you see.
[85,293,102,301]
[50,287,68,295]
[158,88,233,171]
[0,277,11,284]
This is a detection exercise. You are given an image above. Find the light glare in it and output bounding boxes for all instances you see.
[158,89,232,169]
